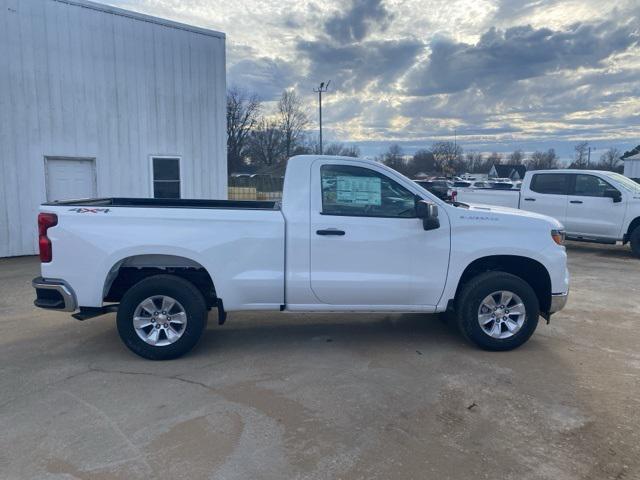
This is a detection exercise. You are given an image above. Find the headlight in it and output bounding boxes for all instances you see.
[551,229,566,246]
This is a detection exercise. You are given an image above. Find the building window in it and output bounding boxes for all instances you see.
[152,157,181,198]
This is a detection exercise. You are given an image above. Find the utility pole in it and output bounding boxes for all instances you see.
[587,146,591,167]
[313,81,330,154]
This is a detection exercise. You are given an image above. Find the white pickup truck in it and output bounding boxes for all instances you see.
[33,155,569,359]
[456,169,640,257]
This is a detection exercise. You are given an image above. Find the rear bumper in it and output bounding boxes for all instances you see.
[32,277,77,312]
[549,291,569,314]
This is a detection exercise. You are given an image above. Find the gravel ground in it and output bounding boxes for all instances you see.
[0,242,639,480]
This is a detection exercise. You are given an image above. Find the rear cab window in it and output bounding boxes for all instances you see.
[530,174,571,195]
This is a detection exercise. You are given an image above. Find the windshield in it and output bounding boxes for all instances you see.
[603,172,640,193]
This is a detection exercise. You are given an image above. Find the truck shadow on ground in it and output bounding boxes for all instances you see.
[193,313,468,357]
[25,312,465,359]
[566,241,635,259]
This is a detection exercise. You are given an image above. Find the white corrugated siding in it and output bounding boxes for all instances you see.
[624,156,640,179]
[0,0,226,256]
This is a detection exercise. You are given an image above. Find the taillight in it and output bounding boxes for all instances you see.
[38,213,58,262]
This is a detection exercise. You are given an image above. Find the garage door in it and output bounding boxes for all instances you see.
[45,158,97,201]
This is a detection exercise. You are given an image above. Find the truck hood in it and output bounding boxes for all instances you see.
[462,202,564,229]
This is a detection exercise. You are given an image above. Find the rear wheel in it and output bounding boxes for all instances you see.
[117,275,207,360]
[456,271,539,351]
[630,226,640,258]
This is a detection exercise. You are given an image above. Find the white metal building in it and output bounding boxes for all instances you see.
[623,153,640,180]
[0,0,227,257]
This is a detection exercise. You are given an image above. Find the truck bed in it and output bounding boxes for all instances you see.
[43,197,279,210]
[456,189,520,208]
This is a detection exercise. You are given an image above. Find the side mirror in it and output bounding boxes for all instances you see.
[416,200,440,231]
[604,188,622,203]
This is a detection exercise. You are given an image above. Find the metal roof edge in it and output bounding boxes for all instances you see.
[51,0,225,39]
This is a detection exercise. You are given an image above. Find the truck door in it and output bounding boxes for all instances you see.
[309,160,450,307]
[522,173,570,226]
[564,174,625,239]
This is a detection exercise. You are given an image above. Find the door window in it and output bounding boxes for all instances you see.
[530,174,571,194]
[152,157,181,199]
[321,165,417,218]
[573,174,615,197]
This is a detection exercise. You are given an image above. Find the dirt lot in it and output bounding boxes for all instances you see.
[0,242,639,480]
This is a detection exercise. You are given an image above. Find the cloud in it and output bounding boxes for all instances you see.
[297,39,423,92]
[293,0,422,92]
[324,0,394,42]
[115,0,640,153]
[406,19,639,95]
[228,56,299,101]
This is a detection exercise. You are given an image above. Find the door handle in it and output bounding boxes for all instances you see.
[524,198,536,201]
[316,229,345,236]
[570,200,583,204]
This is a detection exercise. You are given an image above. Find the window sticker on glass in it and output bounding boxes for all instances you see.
[336,176,382,205]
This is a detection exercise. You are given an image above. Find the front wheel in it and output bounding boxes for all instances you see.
[455,271,539,351]
[116,275,207,360]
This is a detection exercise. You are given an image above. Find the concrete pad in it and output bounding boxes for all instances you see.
[0,243,639,479]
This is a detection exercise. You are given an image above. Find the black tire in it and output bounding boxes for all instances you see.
[630,226,640,258]
[116,275,207,360]
[455,271,539,351]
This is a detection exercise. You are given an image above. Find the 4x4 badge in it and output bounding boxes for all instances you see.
[68,208,110,214]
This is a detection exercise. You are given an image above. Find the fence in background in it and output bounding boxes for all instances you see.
[228,175,284,201]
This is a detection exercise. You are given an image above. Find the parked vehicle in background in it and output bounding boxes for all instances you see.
[457,169,640,257]
[453,181,472,188]
[32,155,569,359]
[492,178,514,183]
[488,180,515,189]
[414,180,455,201]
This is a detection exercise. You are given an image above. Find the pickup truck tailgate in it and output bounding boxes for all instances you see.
[39,202,285,310]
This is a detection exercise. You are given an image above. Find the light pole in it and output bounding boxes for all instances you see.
[587,146,595,167]
[313,81,330,154]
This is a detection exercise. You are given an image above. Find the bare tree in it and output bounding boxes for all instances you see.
[570,141,589,169]
[487,152,503,165]
[462,152,486,173]
[291,134,320,155]
[248,119,286,167]
[381,144,406,173]
[484,152,503,176]
[227,88,261,173]
[410,149,436,176]
[431,141,463,174]
[324,143,360,157]
[508,149,524,165]
[597,147,621,171]
[278,90,309,160]
[527,149,559,170]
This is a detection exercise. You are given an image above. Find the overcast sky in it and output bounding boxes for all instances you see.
[108,0,639,160]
